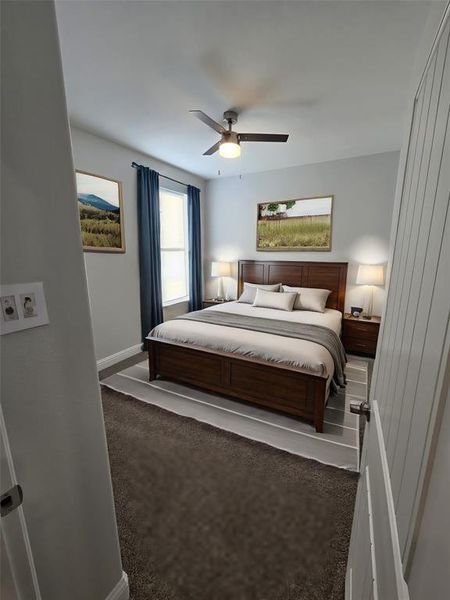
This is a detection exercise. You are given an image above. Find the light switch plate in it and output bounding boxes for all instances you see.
[0,282,49,335]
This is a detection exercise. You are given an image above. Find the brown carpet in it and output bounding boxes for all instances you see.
[102,386,358,600]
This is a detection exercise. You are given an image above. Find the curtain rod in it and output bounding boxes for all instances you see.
[131,162,189,188]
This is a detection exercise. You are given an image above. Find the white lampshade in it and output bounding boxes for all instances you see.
[219,142,241,159]
[211,261,231,277]
[356,264,384,286]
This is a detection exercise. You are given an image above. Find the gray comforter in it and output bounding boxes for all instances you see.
[177,310,347,393]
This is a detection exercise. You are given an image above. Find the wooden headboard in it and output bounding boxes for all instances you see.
[237,260,348,314]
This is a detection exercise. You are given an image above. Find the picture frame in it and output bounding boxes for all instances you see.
[256,195,333,251]
[76,170,125,253]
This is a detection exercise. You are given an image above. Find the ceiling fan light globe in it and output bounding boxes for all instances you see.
[219,141,241,159]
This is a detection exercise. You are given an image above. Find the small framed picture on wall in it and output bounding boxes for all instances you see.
[76,170,125,253]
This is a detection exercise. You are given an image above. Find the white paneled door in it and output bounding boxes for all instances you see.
[346,7,450,600]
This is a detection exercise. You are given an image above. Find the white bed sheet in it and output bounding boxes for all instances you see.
[149,302,342,380]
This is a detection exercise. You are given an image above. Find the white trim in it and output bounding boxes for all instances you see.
[163,295,189,308]
[365,466,379,600]
[346,365,368,372]
[323,419,358,432]
[97,344,142,372]
[373,402,410,599]
[347,567,353,600]
[105,572,129,600]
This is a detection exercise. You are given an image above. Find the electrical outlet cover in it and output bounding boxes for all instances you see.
[0,282,49,335]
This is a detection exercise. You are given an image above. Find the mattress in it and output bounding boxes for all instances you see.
[149,301,342,381]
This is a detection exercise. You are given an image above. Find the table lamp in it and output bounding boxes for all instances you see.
[356,264,384,319]
[211,261,231,300]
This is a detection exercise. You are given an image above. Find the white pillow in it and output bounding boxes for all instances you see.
[282,285,331,313]
[253,288,297,311]
[238,282,281,304]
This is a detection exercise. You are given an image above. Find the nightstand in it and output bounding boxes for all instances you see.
[342,314,381,357]
[202,299,234,309]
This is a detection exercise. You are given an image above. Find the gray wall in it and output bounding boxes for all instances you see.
[205,151,399,315]
[1,2,124,599]
[70,127,206,363]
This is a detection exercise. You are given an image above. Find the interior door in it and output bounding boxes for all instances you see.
[346,8,450,599]
[0,406,41,600]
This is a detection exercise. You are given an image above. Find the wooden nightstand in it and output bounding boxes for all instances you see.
[342,314,381,357]
[202,299,234,309]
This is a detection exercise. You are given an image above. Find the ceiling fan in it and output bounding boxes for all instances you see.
[190,110,289,159]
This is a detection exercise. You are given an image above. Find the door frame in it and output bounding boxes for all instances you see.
[0,405,41,599]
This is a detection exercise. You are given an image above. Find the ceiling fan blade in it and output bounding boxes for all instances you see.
[203,141,221,156]
[190,110,226,134]
[238,133,289,143]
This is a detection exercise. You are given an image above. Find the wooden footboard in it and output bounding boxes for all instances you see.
[148,338,328,432]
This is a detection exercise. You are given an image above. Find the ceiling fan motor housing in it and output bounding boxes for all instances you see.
[223,110,238,126]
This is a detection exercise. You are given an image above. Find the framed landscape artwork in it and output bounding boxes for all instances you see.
[257,195,333,251]
[76,170,125,252]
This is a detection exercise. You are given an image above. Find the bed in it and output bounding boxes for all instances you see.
[147,260,348,432]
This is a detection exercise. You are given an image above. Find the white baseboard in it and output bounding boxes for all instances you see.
[106,571,129,600]
[97,344,143,372]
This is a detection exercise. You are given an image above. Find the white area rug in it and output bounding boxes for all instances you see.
[102,358,368,472]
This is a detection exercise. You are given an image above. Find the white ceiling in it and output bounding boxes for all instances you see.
[56,0,433,180]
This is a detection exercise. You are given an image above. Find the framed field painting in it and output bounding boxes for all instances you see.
[257,195,333,251]
[76,170,125,253]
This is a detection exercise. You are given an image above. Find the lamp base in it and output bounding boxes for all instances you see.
[214,277,224,301]
[364,286,374,319]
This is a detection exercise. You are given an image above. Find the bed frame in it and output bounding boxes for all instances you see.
[148,260,347,432]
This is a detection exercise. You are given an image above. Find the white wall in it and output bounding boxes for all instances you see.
[1,2,125,599]
[205,151,399,315]
[70,127,206,363]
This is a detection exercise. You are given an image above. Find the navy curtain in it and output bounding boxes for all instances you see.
[187,185,202,311]
[136,165,163,343]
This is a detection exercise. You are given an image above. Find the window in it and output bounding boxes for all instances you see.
[160,188,189,306]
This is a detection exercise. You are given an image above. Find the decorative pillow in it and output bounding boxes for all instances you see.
[282,285,331,313]
[238,282,281,304]
[253,288,297,311]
